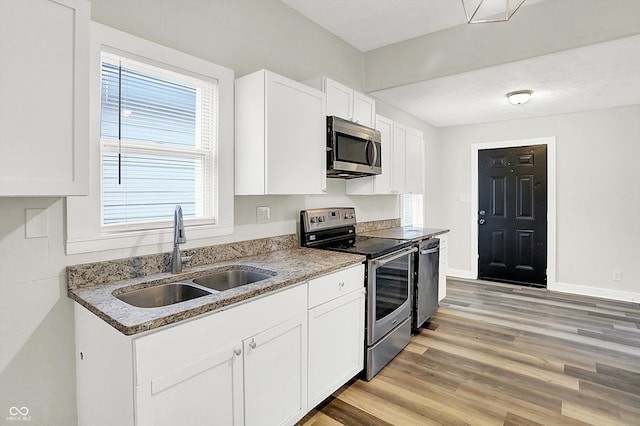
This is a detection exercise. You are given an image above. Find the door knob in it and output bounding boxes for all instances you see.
[478,219,486,225]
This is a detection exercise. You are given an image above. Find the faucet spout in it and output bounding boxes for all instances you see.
[171,205,191,274]
[174,205,186,245]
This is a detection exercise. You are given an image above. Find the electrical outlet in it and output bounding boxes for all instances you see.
[613,271,622,281]
[257,206,270,224]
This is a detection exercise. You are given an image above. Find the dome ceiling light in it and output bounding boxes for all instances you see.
[506,90,533,105]
[462,0,527,24]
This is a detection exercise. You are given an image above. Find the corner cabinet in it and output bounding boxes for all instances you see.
[0,0,89,196]
[235,70,326,195]
[306,77,376,128]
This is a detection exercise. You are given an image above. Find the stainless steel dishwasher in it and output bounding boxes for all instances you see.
[413,238,440,329]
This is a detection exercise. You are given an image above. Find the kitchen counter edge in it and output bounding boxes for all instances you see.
[68,247,366,336]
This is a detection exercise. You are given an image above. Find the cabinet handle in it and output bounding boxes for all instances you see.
[338,281,345,288]
[234,348,242,356]
[249,339,256,349]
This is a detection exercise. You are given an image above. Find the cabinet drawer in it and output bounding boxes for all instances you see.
[308,264,364,308]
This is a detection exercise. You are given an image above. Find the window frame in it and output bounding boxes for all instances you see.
[98,49,218,232]
[66,22,234,255]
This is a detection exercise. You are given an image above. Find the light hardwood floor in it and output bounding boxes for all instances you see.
[299,278,640,425]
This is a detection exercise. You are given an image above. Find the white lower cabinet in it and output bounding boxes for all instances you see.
[136,342,244,426]
[307,264,365,407]
[75,283,308,426]
[438,233,449,301]
[75,265,366,426]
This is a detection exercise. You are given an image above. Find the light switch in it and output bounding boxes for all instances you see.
[257,206,270,224]
[25,208,49,239]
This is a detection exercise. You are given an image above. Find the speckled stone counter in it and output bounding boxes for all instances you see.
[360,226,449,242]
[68,248,365,336]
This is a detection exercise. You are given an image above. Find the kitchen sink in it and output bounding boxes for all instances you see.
[115,282,213,308]
[192,268,275,291]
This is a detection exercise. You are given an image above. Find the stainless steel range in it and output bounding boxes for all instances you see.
[300,207,416,380]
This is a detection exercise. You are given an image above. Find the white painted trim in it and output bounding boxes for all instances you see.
[470,137,557,286]
[551,282,640,304]
[446,269,475,280]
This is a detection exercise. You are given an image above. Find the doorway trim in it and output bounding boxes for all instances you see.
[470,137,556,288]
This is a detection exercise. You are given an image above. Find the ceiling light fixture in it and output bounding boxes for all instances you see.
[506,90,533,105]
[462,0,526,24]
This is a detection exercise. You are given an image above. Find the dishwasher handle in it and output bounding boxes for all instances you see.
[420,247,439,255]
[372,247,417,267]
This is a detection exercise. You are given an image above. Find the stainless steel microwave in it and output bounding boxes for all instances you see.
[326,116,382,178]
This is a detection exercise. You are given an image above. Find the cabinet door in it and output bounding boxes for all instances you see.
[308,288,365,407]
[439,234,449,301]
[244,314,308,426]
[136,345,244,426]
[405,127,424,194]
[352,92,376,128]
[0,0,89,196]
[266,72,326,194]
[392,123,407,194]
[325,78,353,120]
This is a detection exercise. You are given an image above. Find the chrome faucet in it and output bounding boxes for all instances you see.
[171,205,193,274]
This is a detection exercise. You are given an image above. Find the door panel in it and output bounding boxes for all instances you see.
[478,145,547,286]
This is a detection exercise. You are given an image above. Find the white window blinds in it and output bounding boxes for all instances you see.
[401,194,424,227]
[100,52,219,228]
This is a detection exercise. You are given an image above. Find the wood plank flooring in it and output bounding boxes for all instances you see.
[299,278,640,426]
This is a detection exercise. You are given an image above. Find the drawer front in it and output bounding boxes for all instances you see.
[308,264,364,308]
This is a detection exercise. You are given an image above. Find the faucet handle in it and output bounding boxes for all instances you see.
[181,255,194,264]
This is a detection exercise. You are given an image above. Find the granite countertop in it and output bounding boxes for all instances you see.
[360,226,449,242]
[69,248,365,336]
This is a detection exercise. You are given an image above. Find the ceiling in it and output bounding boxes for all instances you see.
[281,0,640,127]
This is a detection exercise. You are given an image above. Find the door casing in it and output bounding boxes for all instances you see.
[470,137,556,288]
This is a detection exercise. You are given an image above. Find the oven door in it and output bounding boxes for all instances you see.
[367,247,415,345]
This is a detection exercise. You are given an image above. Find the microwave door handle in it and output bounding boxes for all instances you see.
[363,139,371,165]
[371,139,378,169]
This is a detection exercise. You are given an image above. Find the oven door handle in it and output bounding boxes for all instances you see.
[372,247,417,267]
[420,248,439,255]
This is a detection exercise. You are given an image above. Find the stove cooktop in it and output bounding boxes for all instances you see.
[317,235,413,259]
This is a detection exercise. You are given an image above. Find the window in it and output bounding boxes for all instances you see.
[100,52,218,229]
[66,22,234,255]
[401,194,424,227]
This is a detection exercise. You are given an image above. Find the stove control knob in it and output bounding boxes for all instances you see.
[343,213,349,219]
[319,216,325,222]
[310,216,317,223]
[349,213,355,219]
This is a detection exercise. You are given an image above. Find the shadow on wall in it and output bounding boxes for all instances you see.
[0,285,78,425]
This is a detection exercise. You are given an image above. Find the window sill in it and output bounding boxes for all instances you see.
[66,223,233,255]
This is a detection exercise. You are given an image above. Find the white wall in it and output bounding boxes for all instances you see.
[0,1,438,424]
[440,105,640,301]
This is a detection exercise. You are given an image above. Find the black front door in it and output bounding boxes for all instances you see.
[478,145,547,286]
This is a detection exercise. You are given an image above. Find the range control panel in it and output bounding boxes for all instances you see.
[301,207,356,232]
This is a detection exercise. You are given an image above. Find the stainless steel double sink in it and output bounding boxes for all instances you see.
[114,267,276,309]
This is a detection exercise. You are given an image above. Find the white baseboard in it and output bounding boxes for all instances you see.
[549,282,640,304]
[447,269,475,280]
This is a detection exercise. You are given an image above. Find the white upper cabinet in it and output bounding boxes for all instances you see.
[405,126,424,194]
[235,70,326,195]
[346,115,394,195]
[392,122,408,194]
[0,0,89,196]
[347,116,424,196]
[307,77,376,128]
